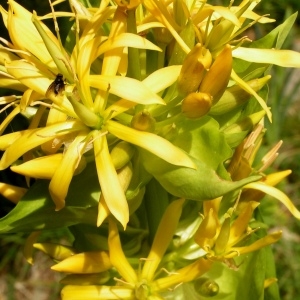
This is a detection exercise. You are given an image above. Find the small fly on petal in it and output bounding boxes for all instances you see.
[46,73,65,97]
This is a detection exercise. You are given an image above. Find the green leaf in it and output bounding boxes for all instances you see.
[140,116,260,200]
[174,116,232,170]
[0,163,100,234]
[141,153,260,201]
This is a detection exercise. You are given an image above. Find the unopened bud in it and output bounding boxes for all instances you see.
[199,45,232,105]
[177,44,212,95]
[131,110,156,132]
[181,92,212,118]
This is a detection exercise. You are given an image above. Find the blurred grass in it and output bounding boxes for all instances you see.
[1,0,300,299]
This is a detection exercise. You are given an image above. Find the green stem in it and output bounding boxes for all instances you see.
[126,9,141,80]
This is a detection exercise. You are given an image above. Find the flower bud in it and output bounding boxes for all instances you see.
[177,44,212,95]
[199,44,232,105]
[181,92,212,119]
[131,110,156,132]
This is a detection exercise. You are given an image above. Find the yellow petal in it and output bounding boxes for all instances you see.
[51,251,112,274]
[96,33,162,58]
[106,120,196,169]
[93,134,129,228]
[5,60,74,114]
[193,6,241,27]
[0,105,20,135]
[89,75,165,105]
[231,69,271,121]
[142,65,182,94]
[61,285,134,300]
[229,231,282,257]
[0,120,87,170]
[7,0,58,69]
[97,163,133,227]
[33,243,75,261]
[23,231,41,265]
[49,132,88,210]
[108,218,137,284]
[233,47,300,68]
[142,199,185,281]
[228,201,260,246]
[152,258,213,292]
[0,182,27,204]
[244,182,300,219]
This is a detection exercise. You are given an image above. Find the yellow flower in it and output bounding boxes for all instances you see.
[194,198,282,261]
[59,199,213,299]
[0,0,195,229]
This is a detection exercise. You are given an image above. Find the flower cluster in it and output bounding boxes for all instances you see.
[0,0,300,299]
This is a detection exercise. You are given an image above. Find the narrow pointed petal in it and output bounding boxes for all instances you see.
[61,285,134,300]
[228,201,260,246]
[89,75,165,105]
[108,218,137,284]
[51,251,112,274]
[0,121,87,170]
[7,0,58,69]
[0,182,27,204]
[106,120,196,169]
[142,65,182,94]
[233,47,300,68]
[193,6,241,27]
[231,69,272,121]
[93,134,129,228]
[142,199,185,281]
[49,132,88,210]
[244,182,300,219]
[96,33,162,58]
[0,105,20,135]
[34,243,75,261]
[11,154,63,179]
[229,231,282,257]
[152,258,213,292]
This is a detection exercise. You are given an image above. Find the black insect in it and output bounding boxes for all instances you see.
[46,73,65,97]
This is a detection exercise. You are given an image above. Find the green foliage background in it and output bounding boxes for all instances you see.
[0,0,300,299]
